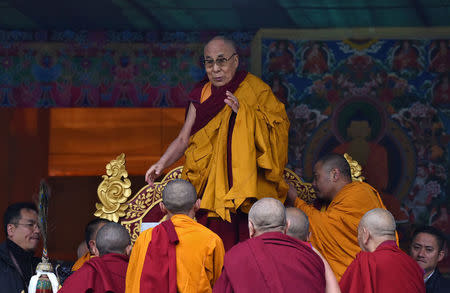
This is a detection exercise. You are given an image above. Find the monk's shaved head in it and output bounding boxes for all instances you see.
[249,198,286,234]
[204,35,237,54]
[358,208,397,252]
[96,222,131,256]
[318,153,352,181]
[286,207,309,241]
[162,179,197,214]
[359,208,396,238]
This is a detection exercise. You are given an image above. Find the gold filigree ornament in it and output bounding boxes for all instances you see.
[283,168,316,204]
[94,153,132,222]
[344,153,365,182]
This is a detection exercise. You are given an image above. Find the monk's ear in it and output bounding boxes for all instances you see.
[307,231,311,242]
[193,199,201,212]
[125,245,132,257]
[233,53,239,68]
[248,221,256,238]
[88,240,97,255]
[331,168,340,182]
[361,228,370,249]
[159,202,168,215]
[91,243,100,257]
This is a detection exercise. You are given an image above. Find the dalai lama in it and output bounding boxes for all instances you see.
[144,35,290,250]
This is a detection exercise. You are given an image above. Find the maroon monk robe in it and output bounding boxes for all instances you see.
[188,70,247,136]
[196,209,249,251]
[59,253,129,293]
[139,220,179,293]
[213,232,326,293]
[339,240,425,293]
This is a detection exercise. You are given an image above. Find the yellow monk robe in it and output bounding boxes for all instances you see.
[71,251,93,271]
[182,73,290,222]
[125,214,225,293]
[295,181,386,281]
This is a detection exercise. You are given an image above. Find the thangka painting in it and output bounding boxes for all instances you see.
[258,30,449,268]
[0,30,253,107]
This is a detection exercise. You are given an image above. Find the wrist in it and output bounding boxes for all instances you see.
[294,197,304,207]
[156,159,166,168]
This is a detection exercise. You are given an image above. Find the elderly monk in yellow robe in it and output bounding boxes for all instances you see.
[72,218,110,271]
[287,153,386,280]
[126,179,225,293]
[145,35,289,249]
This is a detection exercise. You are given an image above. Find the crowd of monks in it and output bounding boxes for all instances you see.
[57,35,448,293]
[61,175,435,293]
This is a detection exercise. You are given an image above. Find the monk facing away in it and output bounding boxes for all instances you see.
[60,222,131,293]
[126,179,225,293]
[72,218,110,271]
[340,208,425,293]
[286,207,341,293]
[213,198,330,293]
[145,35,289,250]
[287,153,386,280]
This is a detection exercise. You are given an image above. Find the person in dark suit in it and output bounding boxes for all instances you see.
[0,202,41,293]
[410,226,450,293]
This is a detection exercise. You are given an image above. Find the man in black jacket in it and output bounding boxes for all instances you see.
[0,202,41,293]
[410,226,450,293]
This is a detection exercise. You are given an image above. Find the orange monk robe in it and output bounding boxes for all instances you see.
[183,73,290,222]
[71,251,94,271]
[295,181,386,281]
[125,214,225,293]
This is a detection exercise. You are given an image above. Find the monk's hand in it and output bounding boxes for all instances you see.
[225,91,239,113]
[145,163,164,186]
[285,182,299,207]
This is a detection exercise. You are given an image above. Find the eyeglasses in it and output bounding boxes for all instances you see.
[203,53,237,68]
[14,222,39,230]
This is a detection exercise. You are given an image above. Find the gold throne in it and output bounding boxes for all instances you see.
[94,153,363,243]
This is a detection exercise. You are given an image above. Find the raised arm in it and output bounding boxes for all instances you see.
[145,103,196,185]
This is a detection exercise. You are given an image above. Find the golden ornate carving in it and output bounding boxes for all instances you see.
[344,153,365,182]
[123,222,140,244]
[94,153,132,222]
[283,168,316,204]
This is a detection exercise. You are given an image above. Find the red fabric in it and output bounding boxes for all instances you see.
[140,220,179,293]
[59,253,129,293]
[339,240,426,293]
[188,70,247,136]
[226,111,236,188]
[213,232,326,293]
[196,209,249,251]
